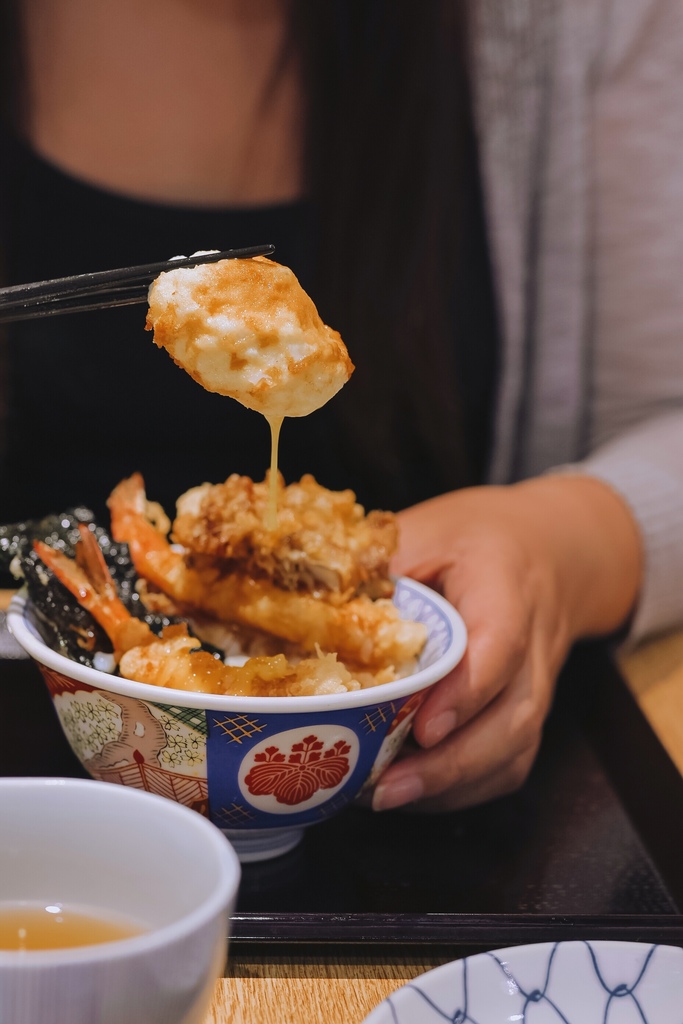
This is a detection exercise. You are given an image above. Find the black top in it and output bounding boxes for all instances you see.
[0,128,498,524]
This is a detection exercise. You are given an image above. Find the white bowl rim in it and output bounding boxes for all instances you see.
[0,776,240,967]
[7,577,467,712]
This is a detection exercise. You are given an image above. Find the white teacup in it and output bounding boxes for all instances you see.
[0,777,241,1024]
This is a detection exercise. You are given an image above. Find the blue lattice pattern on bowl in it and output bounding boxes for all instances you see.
[8,577,466,862]
[365,940,683,1023]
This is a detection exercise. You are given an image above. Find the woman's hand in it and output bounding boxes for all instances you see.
[371,474,643,813]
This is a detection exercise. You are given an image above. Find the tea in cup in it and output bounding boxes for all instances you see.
[0,777,241,1024]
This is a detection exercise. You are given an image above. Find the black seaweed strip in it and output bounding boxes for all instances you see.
[1,508,221,667]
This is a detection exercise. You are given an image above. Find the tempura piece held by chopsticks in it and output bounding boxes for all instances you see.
[146,255,354,419]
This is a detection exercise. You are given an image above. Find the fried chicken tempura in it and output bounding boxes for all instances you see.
[146,255,354,418]
[172,472,398,600]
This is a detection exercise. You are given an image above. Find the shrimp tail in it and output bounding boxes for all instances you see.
[108,473,186,594]
[34,524,152,657]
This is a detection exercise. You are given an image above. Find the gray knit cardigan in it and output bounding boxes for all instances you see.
[470,0,683,643]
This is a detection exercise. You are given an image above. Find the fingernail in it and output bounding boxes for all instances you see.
[372,774,424,812]
[422,709,457,748]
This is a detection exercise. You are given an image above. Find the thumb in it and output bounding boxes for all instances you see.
[390,505,453,584]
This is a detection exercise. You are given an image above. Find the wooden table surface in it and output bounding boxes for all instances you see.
[205,959,440,1024]
[3,590,683,1022]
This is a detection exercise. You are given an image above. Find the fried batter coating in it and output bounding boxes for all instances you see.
[172,472,398,599]
[35,525,404,696]
[176,570,425,669]
[146,255,354,418]
[119,637,398,697]
[109,472,427,670]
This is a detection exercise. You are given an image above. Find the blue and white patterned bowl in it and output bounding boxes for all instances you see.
[8,578,466,863]
[364,940,683,1023]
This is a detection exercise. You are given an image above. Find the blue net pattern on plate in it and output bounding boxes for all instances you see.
[378,941,683,1023]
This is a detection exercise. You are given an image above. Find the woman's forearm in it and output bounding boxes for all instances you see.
[507,474,643,642]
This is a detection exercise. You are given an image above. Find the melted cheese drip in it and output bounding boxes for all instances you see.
[266,415,284,530]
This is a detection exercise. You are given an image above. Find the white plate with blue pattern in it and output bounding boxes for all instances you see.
[364,940,683,1023]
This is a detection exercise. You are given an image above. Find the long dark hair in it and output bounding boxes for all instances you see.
[0,2,25,130]
[1,2,482,511]
[0,0,25,464]
[295,1,477,508]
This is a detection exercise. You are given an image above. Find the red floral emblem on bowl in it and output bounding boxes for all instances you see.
[244,734,352,806]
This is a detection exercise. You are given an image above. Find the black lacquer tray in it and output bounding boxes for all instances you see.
[2,640,683,957]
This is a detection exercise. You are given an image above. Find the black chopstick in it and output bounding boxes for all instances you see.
[0,244,275,324]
